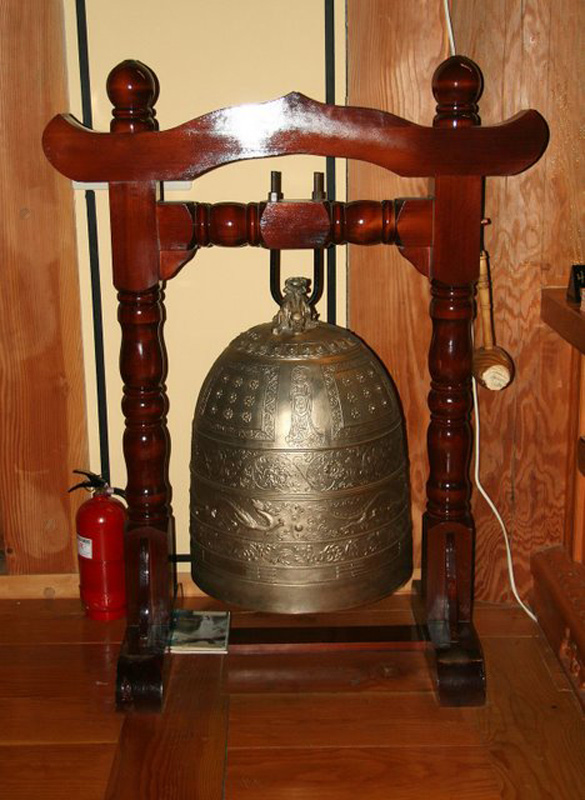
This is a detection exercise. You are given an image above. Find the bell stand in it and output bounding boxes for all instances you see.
[43,55,548,713]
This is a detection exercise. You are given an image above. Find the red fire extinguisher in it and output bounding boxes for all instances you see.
[69,470,127,621]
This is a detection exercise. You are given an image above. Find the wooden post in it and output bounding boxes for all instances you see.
[106,61,173,711]
[421,57,486,705]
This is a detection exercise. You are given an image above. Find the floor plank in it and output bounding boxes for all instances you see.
[1,598,583,799]
[226,746,501,800]
[229,692,480,749]
[105,655,228,800]
[0,695,122,744]
[0,599,125,645]
[0,643,119,699]
[0,744,117,800]
[476,637,585,799]
[473,605,538,638]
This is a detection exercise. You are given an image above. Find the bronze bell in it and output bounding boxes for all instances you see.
[190,277,412,613]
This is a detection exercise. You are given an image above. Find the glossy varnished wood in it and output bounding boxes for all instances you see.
[158,197,433,280]
[104,67,174,710]
[0,598,125,645]
[106,656,228,799]
[0,745,117,800]
[1,599,583,799]
[0,643,119,700]
[158,198,432,248]
[228,692,481,749]
[227,746,502,800]
[43,93,547,183]
[476,636,585,798]
[421,64,486,704]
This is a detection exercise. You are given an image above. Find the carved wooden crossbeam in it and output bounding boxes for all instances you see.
[157,198,433,280]
[43,91,547,182]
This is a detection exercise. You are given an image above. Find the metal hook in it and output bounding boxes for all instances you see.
[270,249,324,308]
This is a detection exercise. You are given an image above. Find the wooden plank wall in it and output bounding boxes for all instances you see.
[0,1,88,574]
[347,0,583,602]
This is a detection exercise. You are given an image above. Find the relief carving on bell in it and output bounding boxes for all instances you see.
[190,277,413,612]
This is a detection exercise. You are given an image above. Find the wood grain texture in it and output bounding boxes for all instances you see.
[226,746,501,800]
[347,0,445,571]
[531,545,585,703]
[0,643,119,700]
[0,598,125,645]
[0,695,123,745]
[0,0,88,573]
[451,0,583,603]
[0,744,117,800]
[541,288,585,355]
[105,655,228,800]
[477,636,585,798]
[573,363,585,562]
[1,599,583,799]
[0,573,85,599]
[541,290,585,562]
[228,693,480,749]
[348,0,583,602]
[43,96,547,182]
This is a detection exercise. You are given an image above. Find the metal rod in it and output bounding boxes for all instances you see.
[325,0,337,324]
[76,0,111,482]
[269,250,284,305]
[308,249,325,307]
[169,554,192,563]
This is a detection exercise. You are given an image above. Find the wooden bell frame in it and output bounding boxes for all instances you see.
[43,55,548,711]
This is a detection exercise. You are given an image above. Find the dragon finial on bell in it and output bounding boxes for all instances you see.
[272,277,319,335]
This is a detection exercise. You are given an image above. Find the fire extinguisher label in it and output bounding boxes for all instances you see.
[77,534,93,559]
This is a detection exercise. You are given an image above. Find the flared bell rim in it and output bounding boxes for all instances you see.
[191,552,414,614]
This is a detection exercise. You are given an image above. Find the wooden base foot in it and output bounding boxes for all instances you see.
[412,582,486,706]
[427,620,486,706]
[116,625,169,712]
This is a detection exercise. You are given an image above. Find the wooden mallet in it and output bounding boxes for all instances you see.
[472,251,514,390]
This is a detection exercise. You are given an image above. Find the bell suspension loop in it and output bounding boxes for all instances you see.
[268,170,325,308]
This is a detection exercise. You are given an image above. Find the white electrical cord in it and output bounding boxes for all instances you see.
[443,0,457,56]
[471,373,538,623]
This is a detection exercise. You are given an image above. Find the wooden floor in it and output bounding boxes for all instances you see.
[0,595,583,799]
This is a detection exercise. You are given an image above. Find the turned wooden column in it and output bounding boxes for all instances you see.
[422,58,483,637]
[107,62,172,634]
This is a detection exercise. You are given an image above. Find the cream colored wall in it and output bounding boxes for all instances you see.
[63,0,346,569]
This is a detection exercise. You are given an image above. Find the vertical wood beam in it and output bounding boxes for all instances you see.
[451,0,583,598]
[347,0,446,577]
[0,0,88,574]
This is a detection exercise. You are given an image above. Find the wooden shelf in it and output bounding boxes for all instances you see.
[541,287,585,354]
